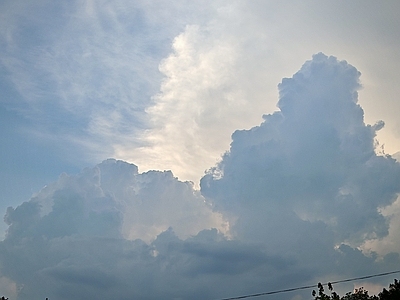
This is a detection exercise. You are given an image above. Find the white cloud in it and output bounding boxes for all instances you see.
[361,195,400,256]
[201,54,400,248]
[2,0,400,187]
[118,4,280,183]
[119,24,242,183]
[2,1,400,298]
[0,0,217,166]
[1,55,400,300]
[118,0,400,185]
[22,159,227,243]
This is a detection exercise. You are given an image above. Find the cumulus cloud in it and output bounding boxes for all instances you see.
[201,53,400,246]
[0,159,229,299]
[0,159,304,299]
[1,54,400,300]
[11,159,227,242]
[199,53,400,289]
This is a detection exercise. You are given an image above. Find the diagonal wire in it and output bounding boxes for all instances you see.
[217,269,400,300]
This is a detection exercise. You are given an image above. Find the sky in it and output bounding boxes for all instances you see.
[1,1,400,299]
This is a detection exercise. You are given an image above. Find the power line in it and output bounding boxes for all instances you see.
[217,269,400,300]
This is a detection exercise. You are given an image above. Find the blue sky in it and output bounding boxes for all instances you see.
[1,1,400,299]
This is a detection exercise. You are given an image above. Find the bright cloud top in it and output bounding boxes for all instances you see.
[1,54,399,300]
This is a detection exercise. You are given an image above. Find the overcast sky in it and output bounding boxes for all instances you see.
[1,1,400,299]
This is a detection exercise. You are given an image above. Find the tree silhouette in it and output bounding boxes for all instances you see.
[312,279,400,300]
[378,279,400,300]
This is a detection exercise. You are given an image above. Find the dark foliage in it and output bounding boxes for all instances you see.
[312,279,400,300]
[378,279,400,300]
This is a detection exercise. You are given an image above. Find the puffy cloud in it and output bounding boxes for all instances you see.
[201,53,400,247]
[0,159,231,299]
[361,195,400,256]
[6,158,227,243]
[1,55,400,300]
[0,225,311,300]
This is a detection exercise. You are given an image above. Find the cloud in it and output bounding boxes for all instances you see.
[201,53,400,247]
[122,5,282,183]
[13,159,227,242]
[123,23,242,183]
[2,0,400,192]
[199,54,400,293]
[1,54,400,300]
[361,195,400,256]
[0,0,216,166]
[116,0,400,185]
[1,1,400,298]
[0,159,229,299]
[0,225,305,300]
[0,157,293,299]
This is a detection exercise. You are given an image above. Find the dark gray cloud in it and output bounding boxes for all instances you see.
[1,54,400,300]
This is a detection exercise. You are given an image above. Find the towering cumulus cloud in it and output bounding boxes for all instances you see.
[201,53,400,246]
[1,54,400,300]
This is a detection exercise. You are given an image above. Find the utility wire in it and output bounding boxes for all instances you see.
[217,269,400,300]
